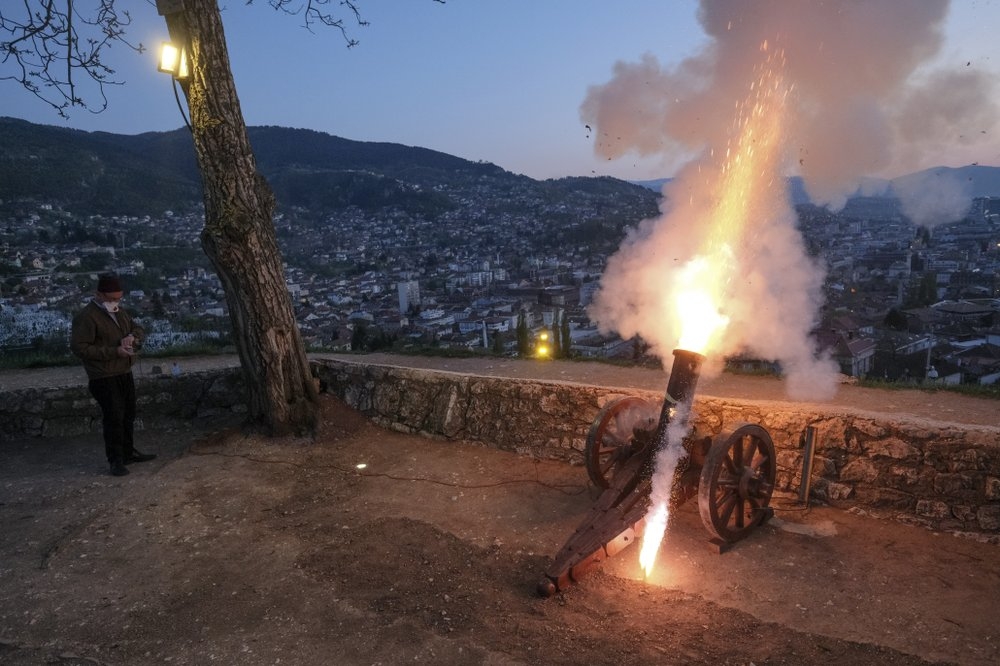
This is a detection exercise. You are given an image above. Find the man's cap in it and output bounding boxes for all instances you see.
[97,273,123,293]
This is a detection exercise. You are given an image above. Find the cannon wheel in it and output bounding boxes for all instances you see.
[698,423,776,543]
[584,397,658,488]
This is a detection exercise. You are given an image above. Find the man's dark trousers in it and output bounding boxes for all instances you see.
[88,373,137,465]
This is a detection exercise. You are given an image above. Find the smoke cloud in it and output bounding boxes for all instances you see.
[581,0,998,399]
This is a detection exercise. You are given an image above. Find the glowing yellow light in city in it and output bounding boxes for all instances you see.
[539,331,549,341]
[639,501,668,577]
[537,345,549,357]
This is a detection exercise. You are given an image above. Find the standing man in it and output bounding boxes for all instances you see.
[71,273,156,476]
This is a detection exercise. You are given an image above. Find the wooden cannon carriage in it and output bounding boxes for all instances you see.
[538,349,777,597]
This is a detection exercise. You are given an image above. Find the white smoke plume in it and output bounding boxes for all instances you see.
[891,167,973,228]
[581,0,998,399]
[638,401,694,575]
[648,402,694,512]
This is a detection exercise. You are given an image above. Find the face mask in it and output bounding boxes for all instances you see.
[102,300,120,313]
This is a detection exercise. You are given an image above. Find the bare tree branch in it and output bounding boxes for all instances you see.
[2,0,444,118]
[0,0,144,117]
[252,0,444,45]
[249,0,368,45]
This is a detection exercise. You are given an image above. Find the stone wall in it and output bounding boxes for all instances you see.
[0,369,246,439]
[3,359,998,537]
[313,359,1000,537]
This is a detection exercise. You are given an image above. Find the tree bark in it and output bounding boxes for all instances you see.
[165,1,318,435]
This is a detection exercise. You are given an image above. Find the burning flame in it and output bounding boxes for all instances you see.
[638,501,668,577]
[673,254,731,354]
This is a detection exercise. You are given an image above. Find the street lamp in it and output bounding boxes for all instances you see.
[156,0,189,80]
[536,331,550,359]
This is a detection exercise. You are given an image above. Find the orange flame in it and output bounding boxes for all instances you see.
[674,254,731,354]
[638,501,668,577]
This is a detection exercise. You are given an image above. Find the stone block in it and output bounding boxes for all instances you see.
[986,477,1000,500]
[826,481,854,500]
[865,437,921,462]
[21,397,45,414]
[776,449,801,470]
[814,455,838,477]
[846,432,863,454]
[947,449,988,473]
[889,465,920,487]
[722,405,760,427]
[851,419,887,438]
[916,499,951,519]
[964,429,1000,448]
[692,403,723,431]
[21,415,44,437]
[952,505,976,522]
[759,410,806,434]
[977,505,1000,531]
[42,416,93,438]
[933,473,976,495]
[775,471,795,492]
[811,417,849,446]
[840,457,879,483]
[0,394,23,413]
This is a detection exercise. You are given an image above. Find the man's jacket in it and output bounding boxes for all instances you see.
[70,301,146,380]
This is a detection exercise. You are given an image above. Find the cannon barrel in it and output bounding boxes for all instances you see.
[537,349,705,597]
[650,348,705,460]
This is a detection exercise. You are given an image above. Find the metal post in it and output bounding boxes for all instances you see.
[798,426,817,506]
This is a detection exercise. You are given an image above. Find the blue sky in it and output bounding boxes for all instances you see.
[1,1,998,181]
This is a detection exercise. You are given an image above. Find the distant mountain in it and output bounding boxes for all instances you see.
[633,176,817,202]
[0,117,201,215]
[631,178,672,192]
[633,167,1000,204]
[889,165,1000,200]
[0,117,657,218]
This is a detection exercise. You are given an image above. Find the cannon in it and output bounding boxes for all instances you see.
[537,349,776,597]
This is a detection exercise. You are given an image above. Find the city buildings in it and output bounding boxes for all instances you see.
[3,191,999,384]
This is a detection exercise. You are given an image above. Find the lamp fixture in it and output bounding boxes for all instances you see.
[157,41,189,79]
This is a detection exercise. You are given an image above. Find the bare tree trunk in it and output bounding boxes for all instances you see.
[165,1,318,435]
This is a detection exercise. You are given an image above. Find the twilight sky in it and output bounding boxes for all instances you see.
[1,0,998,181]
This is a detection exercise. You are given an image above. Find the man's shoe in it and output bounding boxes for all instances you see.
[125,451,157,464]
[110,461,130,476]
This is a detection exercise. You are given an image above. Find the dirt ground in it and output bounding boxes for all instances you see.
[2,359,1000,666]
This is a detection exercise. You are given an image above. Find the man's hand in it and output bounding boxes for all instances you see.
[119,334,137,357]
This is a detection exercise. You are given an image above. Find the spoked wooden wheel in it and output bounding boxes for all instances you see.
[698,423,776,543]
[584,397,659,488]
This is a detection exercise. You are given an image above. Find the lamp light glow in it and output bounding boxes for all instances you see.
[158,42,180,74]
